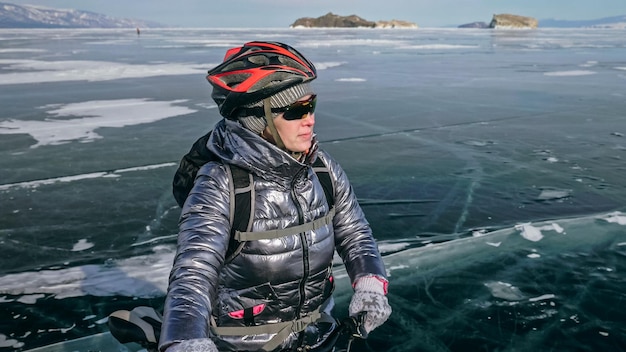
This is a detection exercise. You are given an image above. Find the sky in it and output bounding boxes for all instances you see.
[5,0,626,27]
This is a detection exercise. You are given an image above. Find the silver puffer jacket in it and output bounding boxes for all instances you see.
[159,119,386,351]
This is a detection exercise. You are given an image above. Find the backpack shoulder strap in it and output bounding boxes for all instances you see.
[312,157,335,209]
[225,163,253,263]
[224,157,334,263]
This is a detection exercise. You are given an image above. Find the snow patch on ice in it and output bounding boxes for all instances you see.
[551,223,565,233]
[0,246,175,300]
[71,239,94,252]
[579,61,597,67]
[603,211,626,225]
[537,189,571,201]
[484,281,526,301]
[472,229,488,237]
[335,77,366,82]
[0,334,24,349]
[17,294,45,304]
[378,242,411,253]
[528,293,556,302]
[298,39,403,48]
[544,70,596,76]
[0,98,196,148]
[516,223,544,242]
[314,61,346,70]
[515,221,566,242]
[0,59,207,85]
[0,48,46,53]
[0,162,176,191]
[400,44,479,50]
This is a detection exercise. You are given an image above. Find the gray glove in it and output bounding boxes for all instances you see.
[164,338,218,352]
[348,276,392,334]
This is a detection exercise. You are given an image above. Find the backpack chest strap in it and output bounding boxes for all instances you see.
[210,306,335,352]
[234,208,335,241]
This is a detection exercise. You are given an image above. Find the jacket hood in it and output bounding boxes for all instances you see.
[208,119,318,186]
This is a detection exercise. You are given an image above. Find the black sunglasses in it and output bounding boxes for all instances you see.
[279,94,317,121]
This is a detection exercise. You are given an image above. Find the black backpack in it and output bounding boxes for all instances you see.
[172,131,335,262]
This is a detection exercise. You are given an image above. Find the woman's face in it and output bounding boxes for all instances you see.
[273,95,315,153]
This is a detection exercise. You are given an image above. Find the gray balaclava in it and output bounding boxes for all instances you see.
[238,83,314,135]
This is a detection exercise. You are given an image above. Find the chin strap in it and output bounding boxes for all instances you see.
[263,98,286,150]
[263,98,305,161]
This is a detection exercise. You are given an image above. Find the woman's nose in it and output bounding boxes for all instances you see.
[302,113,315,125]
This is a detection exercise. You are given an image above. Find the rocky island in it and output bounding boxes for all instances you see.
[489,14,538,29]
[290,12,417,29]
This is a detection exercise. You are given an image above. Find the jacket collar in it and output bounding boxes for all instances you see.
[208,119,318,186]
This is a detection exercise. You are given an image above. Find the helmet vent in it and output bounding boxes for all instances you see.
[277,56,309,74]
[247,55,270,66]
[220,61,246,72]
[224,73,252,88]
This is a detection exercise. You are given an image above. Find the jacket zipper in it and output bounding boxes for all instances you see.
[291,167,309,318]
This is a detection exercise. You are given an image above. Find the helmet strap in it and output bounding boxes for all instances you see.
[263,98,305,161]
[263,98,286,150]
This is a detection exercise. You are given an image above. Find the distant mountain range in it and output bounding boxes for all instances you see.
[0,2,165,28]
[1,2,625,29]
[538,15,626,29]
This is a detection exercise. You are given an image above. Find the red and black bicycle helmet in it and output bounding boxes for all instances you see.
[206,41,317,119]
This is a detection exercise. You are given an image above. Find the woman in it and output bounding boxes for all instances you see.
[160,41,391,352]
